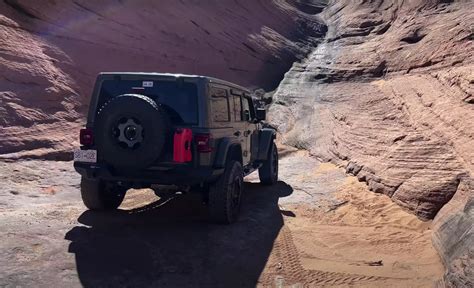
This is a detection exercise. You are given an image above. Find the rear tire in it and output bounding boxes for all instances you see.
[208,161,243,224]
[80,177,127,210]
[259,142,278,185]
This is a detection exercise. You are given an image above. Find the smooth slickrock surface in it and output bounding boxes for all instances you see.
[0,0,327,159]
[0,152,443,287]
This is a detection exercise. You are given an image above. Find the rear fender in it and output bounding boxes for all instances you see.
[214,138,241,168]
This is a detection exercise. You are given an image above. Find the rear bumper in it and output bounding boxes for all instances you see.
[74,162,223,185]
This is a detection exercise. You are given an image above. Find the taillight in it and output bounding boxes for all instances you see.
[195,134,212,153]
[80,128,94,146]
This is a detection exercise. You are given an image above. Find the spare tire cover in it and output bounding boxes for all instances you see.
[95,94,168,170]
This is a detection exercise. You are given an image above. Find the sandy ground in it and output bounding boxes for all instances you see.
[0,151,442,287]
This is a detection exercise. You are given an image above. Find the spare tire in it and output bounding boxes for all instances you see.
[95,94,168,170]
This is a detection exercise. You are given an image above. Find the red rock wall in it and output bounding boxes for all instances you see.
[432,178,473,287]
[270,2,473,284]
[0,0,327,159]
[271,0,473,219]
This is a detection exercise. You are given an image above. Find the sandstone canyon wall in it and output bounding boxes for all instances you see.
[0,0,327,159]
[1,0,473,285]
[269,1,472,285]
[271,0,473,220]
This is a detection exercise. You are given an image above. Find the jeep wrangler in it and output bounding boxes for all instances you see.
[74,73,278,224]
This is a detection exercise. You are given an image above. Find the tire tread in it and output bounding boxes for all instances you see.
[208,161,243,224]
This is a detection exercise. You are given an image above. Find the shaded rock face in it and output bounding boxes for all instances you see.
[432,179,473,287]
[271,0,473,220]
[0,0,327,159]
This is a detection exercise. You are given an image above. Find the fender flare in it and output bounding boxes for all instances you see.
[214,137,242,168]
[256,128,276,161]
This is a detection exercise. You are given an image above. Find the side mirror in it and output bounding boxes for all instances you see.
[255,108,266,121]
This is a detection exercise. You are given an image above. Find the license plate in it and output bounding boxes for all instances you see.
[74,149,97,163]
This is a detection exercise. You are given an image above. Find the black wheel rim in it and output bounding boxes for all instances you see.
[115,117,144,149]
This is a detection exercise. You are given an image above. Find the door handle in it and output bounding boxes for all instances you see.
[234,131,241,137]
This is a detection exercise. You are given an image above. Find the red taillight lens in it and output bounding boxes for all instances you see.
[195,134,212,153]
[80,128,94,146]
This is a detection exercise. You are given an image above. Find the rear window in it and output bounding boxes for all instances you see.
[210,87,230,122]
[99,79,198,125]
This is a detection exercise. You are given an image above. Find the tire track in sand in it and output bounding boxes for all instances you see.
[262,226,393,287]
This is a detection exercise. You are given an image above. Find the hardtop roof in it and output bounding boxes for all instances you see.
[98,72,251,94]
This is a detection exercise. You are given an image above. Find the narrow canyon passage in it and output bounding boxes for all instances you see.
[0,149,442,287]
[0,0,471,286]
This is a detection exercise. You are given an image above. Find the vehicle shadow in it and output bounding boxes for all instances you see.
[65,181,293,288]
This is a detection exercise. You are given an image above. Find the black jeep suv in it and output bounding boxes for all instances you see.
[74,73,278,223]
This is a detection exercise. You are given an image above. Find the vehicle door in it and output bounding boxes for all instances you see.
[238,94,256,165]
[209,86,233,161]
[229,90,249,165]
[243,95,260,163]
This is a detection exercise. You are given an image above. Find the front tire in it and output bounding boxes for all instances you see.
[259,142,278,185]
[80,177,127,210]
[208,161,243,224]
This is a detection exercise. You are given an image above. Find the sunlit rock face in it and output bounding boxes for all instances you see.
[0,0,327,159]
[269,2,473,284]
[271,0,473,220]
